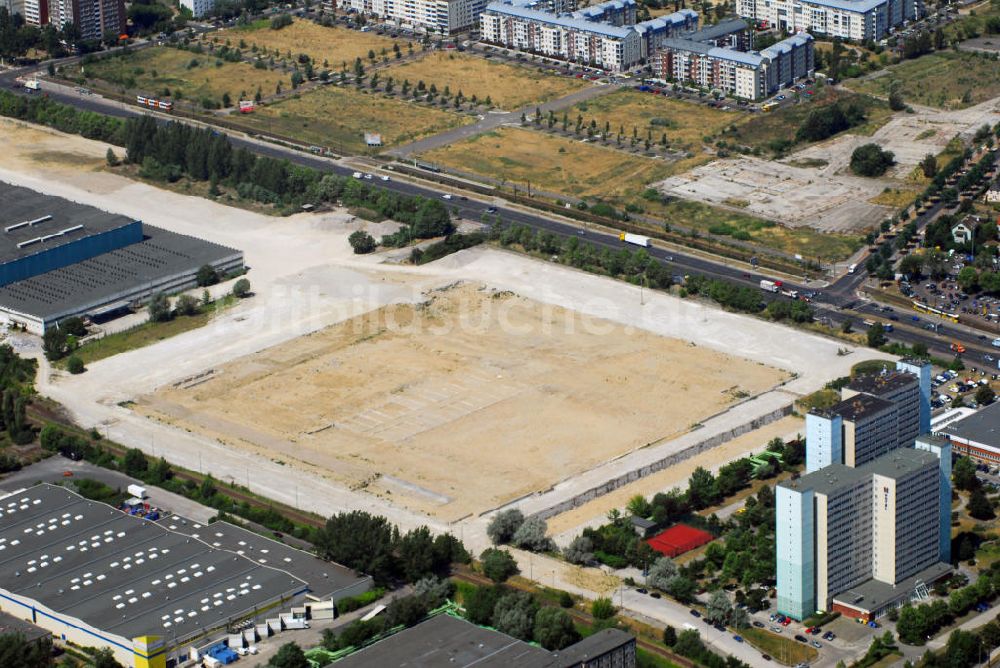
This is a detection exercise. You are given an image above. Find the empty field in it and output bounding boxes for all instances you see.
[846,52,1000,109]
[718,87,892,154]
[385,52,587,110]
[420,127,862,260]
[234,85,470,152]
[216,19,406,70]
[137,284,786,521]
[569,89,741,154]
[71,46,289,106]
[420,126,674,198]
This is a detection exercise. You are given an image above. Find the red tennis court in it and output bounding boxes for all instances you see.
[646,524,714,557]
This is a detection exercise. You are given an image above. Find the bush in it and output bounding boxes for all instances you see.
[66,355,85,375]
[591,597,616,620]
[349,230,377,254]
[196,264,220,287]
[480,548,519,583]
[270,13,293,29]
[487,508,524,545]
[232,277,251,298]
[850,143,896,177]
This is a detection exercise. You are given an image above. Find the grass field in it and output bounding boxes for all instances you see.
[846,51,1000,109]
[420,127,863,260]
[869,186,919,208]
[741,627,818,665]
[234,85,470,152]
[216,19,406,70]
[719,86,892,154]
[74,46,289,107]
[421,127,675,198]
[72,297,236,366]
[385,51,587,110]
[569,89,741,155]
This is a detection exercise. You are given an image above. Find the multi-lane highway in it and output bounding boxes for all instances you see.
[3,59,997,367]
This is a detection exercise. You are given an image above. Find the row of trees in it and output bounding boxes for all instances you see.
[0,89,124,144]
[684,274,816,324]
[496,223,673,290]
[122,114,455,227]
[314,510,469,586]
[896,564,1000,644]
[486,509,555,552]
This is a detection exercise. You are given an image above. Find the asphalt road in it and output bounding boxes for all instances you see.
[3,61,997,366]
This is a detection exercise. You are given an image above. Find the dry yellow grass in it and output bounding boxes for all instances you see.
[420,127,675,198]
[232,84,469,152]
[385,51,587,110]
[869,186,919,208]
[569,89,741,153]
[73,46,289,104]
[216,19,407,70]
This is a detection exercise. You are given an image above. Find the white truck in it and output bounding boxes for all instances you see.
[780,289,799,299]
[127,484,147,499]
[23,79,40,91]
[619,232,651,247]
[760,279,779,293]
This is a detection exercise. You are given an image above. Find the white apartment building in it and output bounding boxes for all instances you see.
[341,0,486,32]
[481,2,697,70]
[777,447,949,621]
[180,0,214,18]
[481,1,641,70]
[737,0,917,41]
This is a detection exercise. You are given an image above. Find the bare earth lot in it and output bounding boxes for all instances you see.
[137,283,787,521]
[658,93,1000,234]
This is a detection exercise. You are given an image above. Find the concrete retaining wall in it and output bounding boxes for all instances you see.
[531,403,793,521]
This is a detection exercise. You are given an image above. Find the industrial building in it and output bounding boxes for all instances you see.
[939,400,1000,464]
[0,183,243,335]
[736,0,917,41]
[776,446,950,621]
[0,484,369,668]
[331,613,637,667]
[805,359,931,472]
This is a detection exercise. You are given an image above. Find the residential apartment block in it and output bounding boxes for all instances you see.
[21,0,123,40]
[341,0,487,33]
[654,32,812,100]
[480,0,697,71]
[736,0,917,42]
[778,357,947,622]
[806,359,931,472]
[777,447,949,621]
[180,0,214,18]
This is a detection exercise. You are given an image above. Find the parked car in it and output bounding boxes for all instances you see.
[636,588,648,594]
[733,635,744,643]
[794,634,808,643]
[753,621,765,628]
[811,640,822,649]
[690,609,701,617]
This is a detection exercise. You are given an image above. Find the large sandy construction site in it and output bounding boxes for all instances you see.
[137,283,787,521]
[1,117,885,542]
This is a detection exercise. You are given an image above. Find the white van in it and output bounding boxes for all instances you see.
[847,264,857,274]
